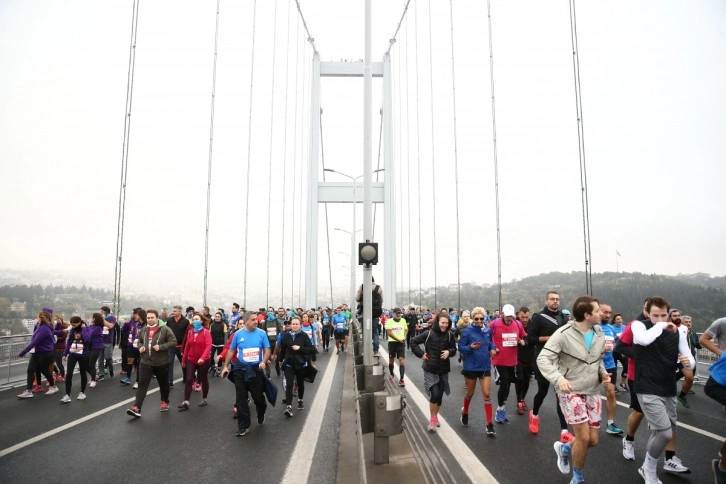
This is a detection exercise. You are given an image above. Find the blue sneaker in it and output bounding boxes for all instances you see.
[120,376,131,385]
[606,423,623,435]
[495,408,509,423]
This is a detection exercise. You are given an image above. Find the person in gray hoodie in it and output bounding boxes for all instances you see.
[537,296,609,484]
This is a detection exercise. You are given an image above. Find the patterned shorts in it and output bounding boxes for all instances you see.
[557,393,602,427]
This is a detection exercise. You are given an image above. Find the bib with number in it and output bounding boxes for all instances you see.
[242,347,260,363]
[70,341,84,354]
[501,332,518,347]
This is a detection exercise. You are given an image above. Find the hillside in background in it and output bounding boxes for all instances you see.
[397,271,726,333]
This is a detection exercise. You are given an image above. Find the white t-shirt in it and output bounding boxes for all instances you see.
[705,317,726,350]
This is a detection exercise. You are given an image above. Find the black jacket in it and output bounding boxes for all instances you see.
[210,320,226,346]
[165,316,190,346]
[410,320,457,374]
[526,307,568,355]
[279,331,316,370]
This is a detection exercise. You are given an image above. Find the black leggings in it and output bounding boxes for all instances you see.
[322,330,331,350]
[533,368,568,429]
[88,349,102,380]
[284,366,306,403]
[54,349,65,377]
[27,352,55,390]
[429,379,446,406]
[496,365,517,407]
[705,376,726,406]
[516,364,533,401]
[65,354,89,395]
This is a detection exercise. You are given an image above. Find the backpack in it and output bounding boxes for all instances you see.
[372,285,383,307]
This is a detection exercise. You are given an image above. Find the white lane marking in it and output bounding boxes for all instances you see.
[0,378,182,458]
[281,350,339,484]
[607,396,726,441]
[380,348,497,484]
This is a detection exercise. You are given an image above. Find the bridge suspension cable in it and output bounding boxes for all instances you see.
[448,0,462,312]
[384,0,412,56]
[319,110,335,308]
[486,0,503,310]
[291,12,300,309]
[281,0,292,305]
[112,0,141,316]
[265,0,279,307]
[243,0,258,308]
[569,0,593,295]
[294,0,319,55]
[427,0,438,309]
[203,0,222,307]
[413,1,423,308]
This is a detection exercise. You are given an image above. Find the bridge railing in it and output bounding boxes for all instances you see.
[0,334,34,385]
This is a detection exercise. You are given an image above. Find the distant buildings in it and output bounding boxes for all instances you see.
[9,302,26,313]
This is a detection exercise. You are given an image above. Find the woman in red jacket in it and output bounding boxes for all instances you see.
[179,313,212,410]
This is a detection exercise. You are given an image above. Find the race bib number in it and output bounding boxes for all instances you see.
[102,327,109,335]
[502,332,518,347]
[266,327,277,337]
[132,338,139,349]
[604,336,614,351]
[70,342,83,354]
[242,348,260,363]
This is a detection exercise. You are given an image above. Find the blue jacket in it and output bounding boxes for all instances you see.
[458,323,497,372]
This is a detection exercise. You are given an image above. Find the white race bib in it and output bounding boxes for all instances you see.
[70,342,83,354]
[502,332,518,347]
[266,327,277,337]
[102,327,109,335]
[242,347,260,363]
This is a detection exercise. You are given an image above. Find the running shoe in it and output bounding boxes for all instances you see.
[389,375,394,383]
[17,390,34,399]
[89,380,97,388]
[77,392,86,400]
[284,406,294,418]
[60,394,71,404]
[236,428,248,437]
[194,383,202,392]
[460,408,469,426]
[232,406,238,418]
[198,400,208,407]
[495,408,509,424]
[553,441,571,475]
[45,386,59,396]
[620,382,629,391]
[516,400,526,415]
[528,410,540,434]
[120,376,131,385]
[606,423,624,435]
[663,456,691,474]
[32,384,43,393]
[676,395,690,408]
[55,375,65,382]
[427,419,436,432]
[160,401,169,412]
[434,416,441,427]
[97,375,105,382]
[127,406,141,418]
[297,400,304,411]
[638,466,661,484]
[622,437,635,461]
[560,431,575,444]
[132,382,138,389]
[399,379,405,387]
[178,401,190,411]
[486,424,496,436]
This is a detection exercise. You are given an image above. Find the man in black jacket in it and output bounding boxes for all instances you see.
[166,305,189,388]
[405,307,418,349]
[356,279,383,355]
[527,291,572,443]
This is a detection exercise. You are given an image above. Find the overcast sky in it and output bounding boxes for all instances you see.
[1,0,725,308]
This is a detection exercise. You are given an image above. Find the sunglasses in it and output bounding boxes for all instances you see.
[473,317,485,321]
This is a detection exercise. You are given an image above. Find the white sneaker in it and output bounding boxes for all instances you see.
[638,466,662,484]
[77,392,86,400]
[622,437,635,461]
[89,380,97,388]
[46,386,59,395]
[60,394,72,404]
[663,456,691,474]
[17,390,34,399]
[132,382,138,389]
[553,441,571,474]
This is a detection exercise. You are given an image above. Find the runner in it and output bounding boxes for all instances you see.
[538,296,609,484]
[17,312,59,398]
[99,305,118,379]
[262,310,283,377]
[120,308,144,388]
[457,306,497,435]
[59,316,90,403]
[515,307,534,415]
[321,308,333,353]
[279,316,316,417]
[126,310,177,418]
[410,312,457,432]
[52,314,68,383]
[209,311,227,376]
[385,308,408,386]
[489,304,527,425]
[598,303,624,435]
[178,312,212,410]
[332,307,348,354]
[300,313,318,367]
[701,333,726,482]
[87,313,105,388]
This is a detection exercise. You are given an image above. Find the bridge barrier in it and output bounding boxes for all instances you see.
[0,334,33,385]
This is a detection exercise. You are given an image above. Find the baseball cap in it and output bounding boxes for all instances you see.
[502,304,516,317]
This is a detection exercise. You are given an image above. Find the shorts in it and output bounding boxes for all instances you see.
[606,367,617,384]
[387,341,405,359]
[628,379,642,413]
[461,370,491,380]
[638,394,677,431]
[557,393,602,427]
[334,331,346,341]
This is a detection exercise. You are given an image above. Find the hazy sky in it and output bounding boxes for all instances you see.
[1,1,725,308]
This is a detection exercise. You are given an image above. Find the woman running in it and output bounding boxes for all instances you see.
[179,312,212,410]
[279,316,315,416]
[457,307,497,435]
[60,316,91,402]
[87,313,105,388]
[18,312,59,398]
[53,314,69,383]
[410,312,457,431]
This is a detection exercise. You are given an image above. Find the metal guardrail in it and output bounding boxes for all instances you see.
[0,334,34,385]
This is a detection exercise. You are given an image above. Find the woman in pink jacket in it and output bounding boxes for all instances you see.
[179,312,212,410]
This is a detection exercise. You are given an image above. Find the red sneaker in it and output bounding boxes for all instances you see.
[528,410,540,434]
[560,431,575,444]
[160,401,169,412]
[32,384,44,393]
[516,401,525,415]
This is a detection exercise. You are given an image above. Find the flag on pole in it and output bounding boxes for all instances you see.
[616,249,621,257]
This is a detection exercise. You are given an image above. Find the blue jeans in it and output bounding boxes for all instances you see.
[372,317,380,352]
[168,347,184,383]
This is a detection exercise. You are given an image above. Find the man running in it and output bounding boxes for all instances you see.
[598,303,624,435]
[385,308,408,386]
[515,307,534,415]
[538,296,609,484]
[332,307,348,354]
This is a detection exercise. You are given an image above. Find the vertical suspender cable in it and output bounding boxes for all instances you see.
[427,0,438,309]
[298,40,308,308]
[396,49,404,304]
[265,0,279,308]
[319,112,334,308]
[203,0,222,307]
[486,0,503,310]
[281,0,292,305]
[448,0,462,312]
[569,0,593,295]
[404,15,412,307]
[372,108,383,236]
[113,0,140,316]
[291,13,300,308]
[414,1,423,308]
[243,0,258,308]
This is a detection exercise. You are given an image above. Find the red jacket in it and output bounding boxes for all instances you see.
[182,328,212,364]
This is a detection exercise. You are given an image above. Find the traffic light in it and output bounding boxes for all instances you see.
[358,241,378,266]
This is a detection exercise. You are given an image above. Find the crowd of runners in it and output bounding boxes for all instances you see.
[14,292,726,483]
